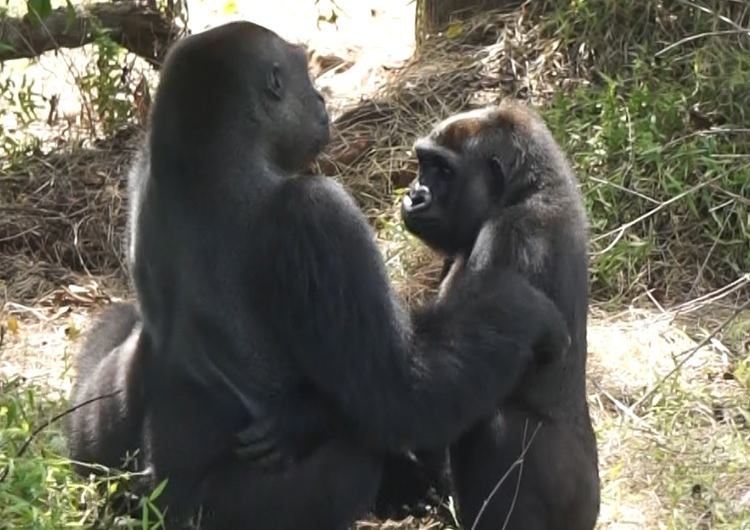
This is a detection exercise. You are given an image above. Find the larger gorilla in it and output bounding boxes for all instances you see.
[386,101,601,530]
[67,22,571,530]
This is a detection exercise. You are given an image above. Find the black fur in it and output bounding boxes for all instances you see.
[373,448,451,519]
[67,22,571,530]
[67,302,146,478]
[392,102,601,530]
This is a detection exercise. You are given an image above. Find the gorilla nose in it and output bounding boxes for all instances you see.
[403,184,432,212]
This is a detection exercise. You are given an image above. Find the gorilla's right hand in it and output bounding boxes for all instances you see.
[234,387,343,469]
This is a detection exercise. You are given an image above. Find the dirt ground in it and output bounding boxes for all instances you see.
[1,2,749,529]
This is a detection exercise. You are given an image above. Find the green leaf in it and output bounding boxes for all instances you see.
[445,21,463,39]
[222,1,238,15]
[65,0,76,34]
[25,0,52,26]
[149,478,169,501]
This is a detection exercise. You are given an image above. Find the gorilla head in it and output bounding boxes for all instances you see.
[148,21,330,179]
[401,102,565,257]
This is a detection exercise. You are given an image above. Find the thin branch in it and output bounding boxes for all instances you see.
[629,296,750,414]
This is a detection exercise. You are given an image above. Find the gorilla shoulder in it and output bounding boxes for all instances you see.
[281,176,360,219]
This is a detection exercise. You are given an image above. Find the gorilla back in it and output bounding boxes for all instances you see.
[131,22,571,530]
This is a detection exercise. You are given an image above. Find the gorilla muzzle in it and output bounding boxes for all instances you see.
[403,184,433,213]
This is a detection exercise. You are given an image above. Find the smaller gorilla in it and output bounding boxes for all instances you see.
[390,101,600,530]
[66,302,146,478]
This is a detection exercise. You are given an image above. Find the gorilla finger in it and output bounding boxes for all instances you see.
[242,449,293,471]
[235,418,276,446]
[234,436,278,460]
[234,440,282,464]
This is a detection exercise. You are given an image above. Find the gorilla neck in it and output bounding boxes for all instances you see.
[150,94,278,156]
[149,121,286,193]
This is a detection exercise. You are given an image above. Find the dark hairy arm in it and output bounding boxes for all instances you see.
[251,176,569,452]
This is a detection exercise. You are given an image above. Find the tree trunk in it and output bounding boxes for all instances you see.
[414,0,521,49]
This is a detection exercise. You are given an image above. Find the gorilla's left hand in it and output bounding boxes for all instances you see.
[234,417,287,468]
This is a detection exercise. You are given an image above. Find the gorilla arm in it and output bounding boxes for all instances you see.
[248,175,570,453]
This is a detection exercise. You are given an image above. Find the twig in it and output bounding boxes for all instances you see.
[470,419,542,530]
[592,380,666,443]
[592,174,723,249]
[674,0,750,33]
[629,297,750,414]
[671,274,750,316]
[656,29,750,58]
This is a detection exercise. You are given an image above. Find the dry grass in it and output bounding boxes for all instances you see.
[0,129,138,303]
[587,302,750,529]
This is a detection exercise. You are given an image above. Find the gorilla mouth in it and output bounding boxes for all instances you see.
[402,215,443,242]
[402,184,433,214]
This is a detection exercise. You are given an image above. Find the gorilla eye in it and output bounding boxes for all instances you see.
[267,63,283,99]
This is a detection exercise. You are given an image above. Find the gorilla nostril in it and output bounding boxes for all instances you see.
[404,185,432,212]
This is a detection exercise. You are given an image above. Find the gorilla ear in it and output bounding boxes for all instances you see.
[266,63,283,100]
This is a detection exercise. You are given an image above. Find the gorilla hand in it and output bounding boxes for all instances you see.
[235,386,343,469]
[233,417,283,468]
